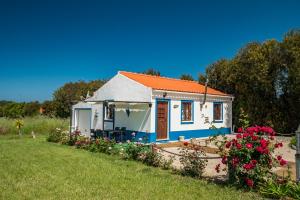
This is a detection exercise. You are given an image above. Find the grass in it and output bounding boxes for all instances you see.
[0,136,261,200]
[0,116,69,136]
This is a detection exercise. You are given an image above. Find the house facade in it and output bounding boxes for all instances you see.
[71,71,234,143]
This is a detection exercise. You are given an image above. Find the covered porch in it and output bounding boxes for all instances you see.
[72,100,155,143]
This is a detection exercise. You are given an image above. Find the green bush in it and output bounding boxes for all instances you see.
[47,128,69,143]
[179,143,207,178]
[259,179,300,199]
[142,151,163,167]
[122,142,149,160]
[142,150,174,170]
[290,136,296,148]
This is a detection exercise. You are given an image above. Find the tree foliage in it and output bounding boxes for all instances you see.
[142,68,161,76]
[199,30,300,133]
[53,80,106,118]
[0,101,40,118]
[180,74,194,81]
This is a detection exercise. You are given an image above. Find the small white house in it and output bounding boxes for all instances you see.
[71,71,234,143]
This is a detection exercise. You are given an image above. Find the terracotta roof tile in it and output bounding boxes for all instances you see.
[119,71,230,96]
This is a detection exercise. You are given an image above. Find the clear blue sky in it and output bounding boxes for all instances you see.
[0,0,299,102]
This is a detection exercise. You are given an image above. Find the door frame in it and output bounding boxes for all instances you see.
[155,98,170,141]
[74,108,92,136]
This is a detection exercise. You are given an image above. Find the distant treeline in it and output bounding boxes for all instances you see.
[0,80,106,119]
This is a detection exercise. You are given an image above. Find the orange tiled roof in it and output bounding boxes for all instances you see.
[119,71,230,96]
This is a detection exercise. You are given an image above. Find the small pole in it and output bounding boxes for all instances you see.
[296,125,300,183]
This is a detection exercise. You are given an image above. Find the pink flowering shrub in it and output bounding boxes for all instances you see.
[215,126,287,189]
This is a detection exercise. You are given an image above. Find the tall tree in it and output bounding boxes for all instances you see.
[53,80,106,118]
[200,29,300,133]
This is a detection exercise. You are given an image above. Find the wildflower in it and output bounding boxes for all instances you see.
[245,143,253,149]
[236,143,242,149]
[279,159,287,166]
[263,148,270,154]
[277,155,282,161]
[242,133,249,138]
[260,138,268,148]
[261,126,275,136]
[275,142,283,148]
[236,134,242,139]
[250,160,257,166]
[246,126,259,134]
[131,132,136,137]
[237,127,244,133]
[232,157,239,168]
[256,146,264,154]
[221,156,227,164]
[251,135,258,141]
[225,141,231,148]
[243,163,254,171]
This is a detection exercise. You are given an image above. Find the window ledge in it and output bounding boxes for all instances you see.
[213,120,223,123]
[181,121,194,124]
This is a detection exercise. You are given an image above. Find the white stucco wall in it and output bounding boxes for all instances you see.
[151,90,233,133]
[115,104,151,132]
[72,102,104,134]
[91,103,103,130]
[87,73,152,103]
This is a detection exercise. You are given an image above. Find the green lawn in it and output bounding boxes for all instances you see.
[0,136,261,200]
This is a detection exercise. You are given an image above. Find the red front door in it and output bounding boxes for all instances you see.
[156,101,168,140]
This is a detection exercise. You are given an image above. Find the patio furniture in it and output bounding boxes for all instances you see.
[113,127,120,141]
[95,129,104,138]
[120,127,126,141]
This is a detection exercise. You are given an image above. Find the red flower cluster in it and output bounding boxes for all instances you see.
[245,143,253,149]
[246,126,275,136]
[277,155,288,166]
[215,125,287,189]
[231,157,239,168]
[221,156,227,164]
[183,141,189,146]
[245,178,254,188]
[275,142,283,148]
[243,160,257,171]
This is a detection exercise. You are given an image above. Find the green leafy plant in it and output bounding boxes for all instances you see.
[141,150,174,170]
[47,127,69,143]
[238,108,250,129]
[179,143,207,178]
[15,119,24,136]
[259,178,300,199]
[122,142,149,160]
[290,136,296,149]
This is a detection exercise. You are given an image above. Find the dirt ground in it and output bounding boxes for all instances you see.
[157,134,297,180]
